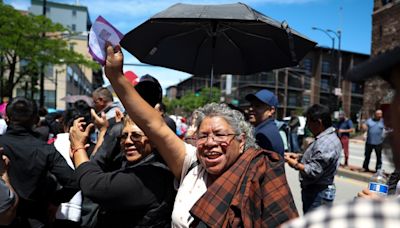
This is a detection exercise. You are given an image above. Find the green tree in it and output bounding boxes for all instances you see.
[0,3,98,99]
[164,87,221,116]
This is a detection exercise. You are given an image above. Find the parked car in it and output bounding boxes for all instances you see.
[282,116,306,136]
[282,116,307,152]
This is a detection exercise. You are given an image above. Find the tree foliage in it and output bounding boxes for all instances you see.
[0,3,99,99]
[164,87,221,116]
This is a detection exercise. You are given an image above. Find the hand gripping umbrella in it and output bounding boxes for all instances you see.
[121,2,316,95]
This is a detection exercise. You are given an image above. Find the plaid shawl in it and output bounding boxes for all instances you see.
[190,148,298,227]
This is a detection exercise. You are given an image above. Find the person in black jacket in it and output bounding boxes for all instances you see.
[0,97,78,227]
[91,75,164,171]
[70,114,176,228]
[80,75,168,227]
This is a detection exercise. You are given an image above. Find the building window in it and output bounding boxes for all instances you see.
[288,72,301,88]
[46,65,54,79]
[351,83,363,94]
[263,72,275,85]
[71,24,76,32]
[322,61,331,73]
[303,95,310,107]
[288,92,299,107]
[67,66,73,82]
[321,78,330,92]
[19,59,29,73]
[302,58,312,72]
[73,73,79,86]
[46,7,50,13]
[44,90,55,108]
[304,76,311,90]
[72,10,77,16]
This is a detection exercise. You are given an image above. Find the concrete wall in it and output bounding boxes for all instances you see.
[28,1,95,110]
[29,1,89,33]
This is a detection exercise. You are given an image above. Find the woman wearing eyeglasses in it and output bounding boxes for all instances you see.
[69,114,176,228]
[85,44,299,228]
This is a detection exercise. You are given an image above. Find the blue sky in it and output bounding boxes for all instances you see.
[6,0,373,92]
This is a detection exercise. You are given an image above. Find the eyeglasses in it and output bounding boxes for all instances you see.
[120,132,146,142]
[196,133,238,146]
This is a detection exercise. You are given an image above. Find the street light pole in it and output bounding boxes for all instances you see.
[312,27,337,111]
[40,0,47,108]
[327,29,342,100]
[312,27,335,54]
[54,69,58,109]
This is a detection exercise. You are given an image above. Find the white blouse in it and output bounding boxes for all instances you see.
[54,133,82,222]
[171,143,209,228]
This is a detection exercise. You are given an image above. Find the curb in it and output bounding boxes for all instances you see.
[349,139,365,144]
[336,167,372,182]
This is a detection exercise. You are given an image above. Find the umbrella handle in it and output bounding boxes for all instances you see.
[209,65,214,101]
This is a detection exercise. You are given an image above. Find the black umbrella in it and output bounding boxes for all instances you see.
[121,2,316,89]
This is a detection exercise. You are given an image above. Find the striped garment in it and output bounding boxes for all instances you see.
[282,197,400,228]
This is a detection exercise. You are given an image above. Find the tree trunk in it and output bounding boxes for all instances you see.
[0,55,4,100]
[6,55,17,99]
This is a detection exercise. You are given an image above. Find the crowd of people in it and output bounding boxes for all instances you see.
[0,43,398,228]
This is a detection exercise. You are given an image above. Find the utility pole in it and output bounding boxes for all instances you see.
[0,56,4,99]
[54,69,58,109]
[39,0,47,108]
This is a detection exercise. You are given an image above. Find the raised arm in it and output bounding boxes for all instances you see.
[104,44,186,180]
[0,154,18,225]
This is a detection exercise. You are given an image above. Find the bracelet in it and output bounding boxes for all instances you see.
[72,147,86,155]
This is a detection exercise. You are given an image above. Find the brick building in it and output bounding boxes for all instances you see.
[166,46,369,121]
[362,0,400,117]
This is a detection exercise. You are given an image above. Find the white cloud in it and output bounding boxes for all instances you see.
[5,0,30,10]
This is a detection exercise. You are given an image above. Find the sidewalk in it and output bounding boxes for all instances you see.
[349,134,365,144]
[336,165,374,183]
[337,136,374,182]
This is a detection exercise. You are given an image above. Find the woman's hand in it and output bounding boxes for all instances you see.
[91,109,109,131]
[105,43,124,79]
[69,117,94,156]
[0,149,10,182]
[115,108,124,123]
[357,188,382,200]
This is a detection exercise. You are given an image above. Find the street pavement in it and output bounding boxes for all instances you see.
[285,163,367,215]
[343,139,394,173]
[285,138,395,215]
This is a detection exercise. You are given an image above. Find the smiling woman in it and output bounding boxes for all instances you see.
[104,43,299,227]
[119,115,152,164]
[69,114,176,227]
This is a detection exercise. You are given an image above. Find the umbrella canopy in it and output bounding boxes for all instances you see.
[121,2,317,76]
[60,95,94,107]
